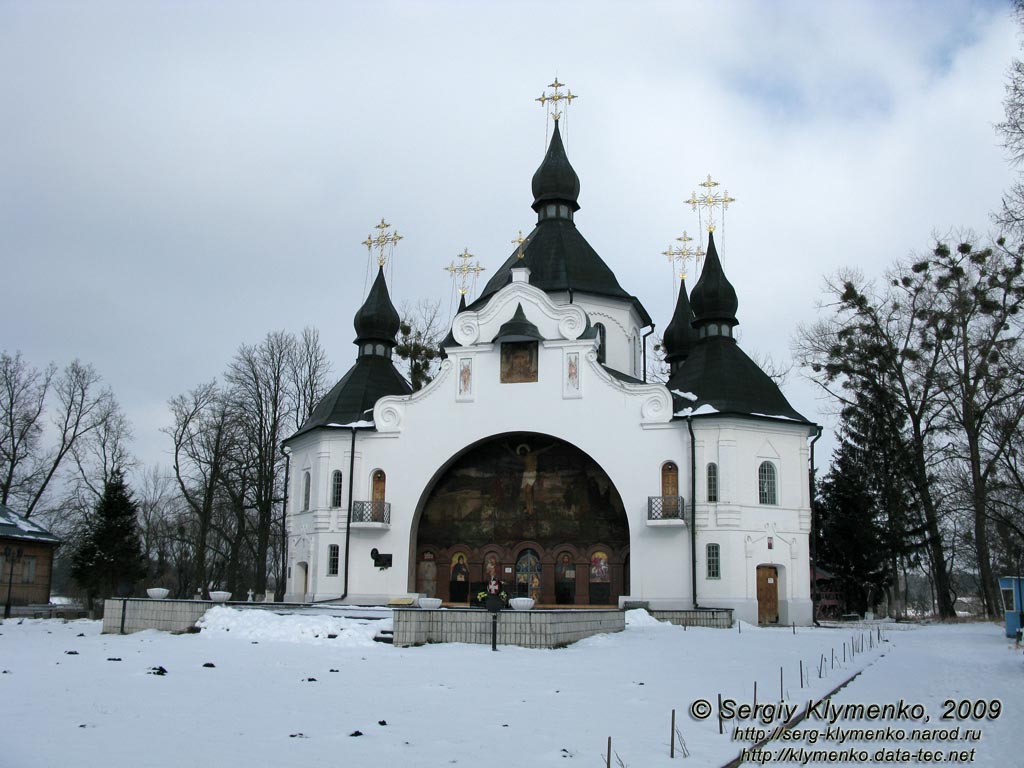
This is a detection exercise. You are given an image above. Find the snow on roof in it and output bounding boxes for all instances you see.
[0,504,61,544]
[326,420,375,428]
[674,404,720,418]
[671,389,698,402]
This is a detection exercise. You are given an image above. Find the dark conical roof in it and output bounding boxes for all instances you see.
[690,232,738,327]
[666,339,809,424]
[471,221,653,325]
[531,120,580,212]
[493,303,544,342]
[662,277,698,368]
[353,266,401,344]
[286,356,412,441]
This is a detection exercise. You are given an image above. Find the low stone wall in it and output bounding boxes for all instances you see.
[393,608,624,648]
[650,608,733,629]
[102,598,213,634]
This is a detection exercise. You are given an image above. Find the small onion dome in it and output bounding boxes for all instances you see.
[492,303,544,342]
[690,232,738,328]
[353,266,401,345]
[531,120,581,213]
[662,277,698,371]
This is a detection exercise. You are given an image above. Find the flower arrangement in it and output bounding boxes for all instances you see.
[476,578,509,607]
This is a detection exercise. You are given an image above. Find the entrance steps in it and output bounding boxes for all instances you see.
[373,629,394,644]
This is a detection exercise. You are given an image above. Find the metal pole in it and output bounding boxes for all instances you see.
[491,611,498,652]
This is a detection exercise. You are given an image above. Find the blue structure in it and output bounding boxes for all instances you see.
[999,576,1024,639]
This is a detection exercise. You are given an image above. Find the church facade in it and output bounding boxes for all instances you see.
[282,120,818,626]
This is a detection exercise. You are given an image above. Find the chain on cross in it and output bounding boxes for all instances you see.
[662,231,700,281]
[362,217,404,268]
[685,174,736,234]
[443,247,486,297]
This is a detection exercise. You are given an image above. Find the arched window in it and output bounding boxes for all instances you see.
[331,470,344,508]
[302,471,311,511]
[595,323,607,364]
[758,462,777,505]
[515,548,541,601]
[327,544,339,576]
[707,463,718,503]
[706,543,720,579]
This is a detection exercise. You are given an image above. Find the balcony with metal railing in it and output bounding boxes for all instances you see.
[647,496,687,527]
[351,500,391,528]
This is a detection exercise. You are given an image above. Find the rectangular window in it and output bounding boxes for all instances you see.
[327,545,339,576]
[1002,587,1016,613]
[706,543,720,579]
[21,556,37,584]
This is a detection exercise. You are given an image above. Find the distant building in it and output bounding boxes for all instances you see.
[283,117,819,625]
[0,504,61,606]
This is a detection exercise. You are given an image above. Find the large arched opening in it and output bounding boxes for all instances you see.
[411,432,629,606]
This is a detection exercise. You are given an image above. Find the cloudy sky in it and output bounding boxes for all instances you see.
[1,0,1019,476]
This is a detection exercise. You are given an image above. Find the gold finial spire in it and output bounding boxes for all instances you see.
[536,76,577,145]
[686,174,736,234]
[662,230,699,281]
[443,246,486,297]
[363,217,403,267]
[512,229,529,260]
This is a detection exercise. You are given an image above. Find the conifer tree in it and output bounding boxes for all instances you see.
[71,470,146,604]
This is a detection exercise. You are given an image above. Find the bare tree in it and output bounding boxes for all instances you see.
[166,381,234,597]
[288,326,331,431]
[396,299,444,391]
[1,353,117,518]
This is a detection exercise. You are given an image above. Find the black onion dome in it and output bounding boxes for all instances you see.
[662,277,698,368]
[690,232,738,327]
[353,266,401,344]
[531,120,581,212]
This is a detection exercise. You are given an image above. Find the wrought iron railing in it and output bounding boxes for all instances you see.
[351,501,391,524]
[648,496,685,521]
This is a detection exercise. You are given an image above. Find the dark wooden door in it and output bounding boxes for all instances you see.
[757,565,779,624]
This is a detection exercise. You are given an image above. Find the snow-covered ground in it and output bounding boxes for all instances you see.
[0,609,1019,767]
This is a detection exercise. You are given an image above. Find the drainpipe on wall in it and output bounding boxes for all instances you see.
[641,324,655,383]
[808,426,823,627]
[687,415,699,609]
[340,426,358,603]
[280,446,291,601]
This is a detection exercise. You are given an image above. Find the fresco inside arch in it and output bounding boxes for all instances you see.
[416,433,628,550]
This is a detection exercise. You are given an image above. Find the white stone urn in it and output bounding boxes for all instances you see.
[146,588,170,600]
[209,591,232,603]
[418,597,442,610]
[509,597,535,611]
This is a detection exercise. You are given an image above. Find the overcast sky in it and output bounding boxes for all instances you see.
[1,0,1019,479]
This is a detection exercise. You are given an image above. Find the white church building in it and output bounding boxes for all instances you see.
[282,118,818,626]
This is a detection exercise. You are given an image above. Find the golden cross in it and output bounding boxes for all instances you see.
[362,217,403,267]
[662,231,699,280]
[511,229,529,260]
[443,247,486,296]
[536,77,577,123]
[686,174,736,233]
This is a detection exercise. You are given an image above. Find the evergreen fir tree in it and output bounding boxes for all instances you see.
[71,470,146,603]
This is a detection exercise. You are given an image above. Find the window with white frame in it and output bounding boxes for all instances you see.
[331,470,344,508]
[706,543,720,579]
[758,461,777,505]
[302,471,311,511]
[327,544,339,576]
[707,462,719,503]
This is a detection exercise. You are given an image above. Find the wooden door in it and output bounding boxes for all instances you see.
[757,566,779,624]
[371,470,386,521]
[662,462,679,517]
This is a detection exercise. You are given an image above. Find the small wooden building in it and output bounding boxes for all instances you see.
[0,504,61,606]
